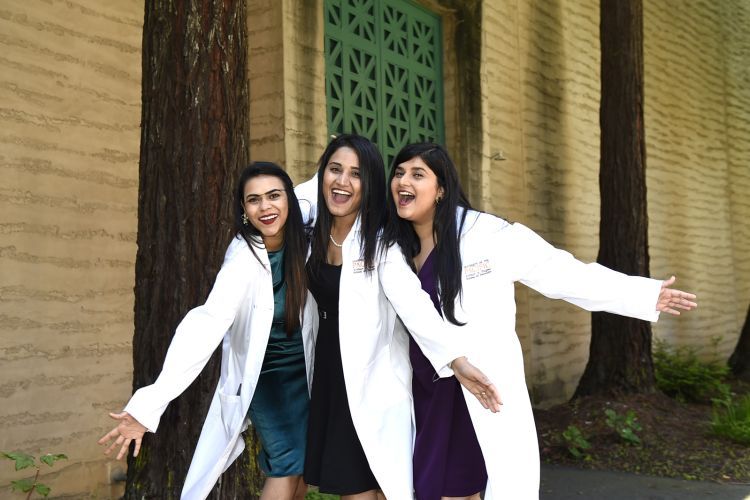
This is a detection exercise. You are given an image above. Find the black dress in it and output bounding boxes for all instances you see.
[303,262,379,495]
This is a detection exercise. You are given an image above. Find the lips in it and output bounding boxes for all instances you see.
[259,214,278,225]
[331,188,352,204]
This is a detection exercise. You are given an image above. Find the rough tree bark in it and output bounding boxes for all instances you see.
[126,1,263,497]
[729,305,750,380]
[574,0,655,398]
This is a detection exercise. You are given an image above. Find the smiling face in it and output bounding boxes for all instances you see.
[322,146,362,224]
[391,156,444,227]
[242,174,289,251]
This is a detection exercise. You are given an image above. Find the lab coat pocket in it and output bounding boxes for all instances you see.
[218,391,243,437]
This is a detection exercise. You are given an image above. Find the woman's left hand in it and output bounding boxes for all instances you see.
[451,357,503,412]
[657,276,697,315]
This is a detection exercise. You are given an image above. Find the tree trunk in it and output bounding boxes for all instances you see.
[574,0,655,398]
[126,1,262,497]
[729,305,750,380]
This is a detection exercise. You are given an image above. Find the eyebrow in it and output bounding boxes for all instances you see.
[245,188,283,200]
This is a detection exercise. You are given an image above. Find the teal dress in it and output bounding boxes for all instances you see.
[246,247,309,476]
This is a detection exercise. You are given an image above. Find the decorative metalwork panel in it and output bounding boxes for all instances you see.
[325,0,444,169]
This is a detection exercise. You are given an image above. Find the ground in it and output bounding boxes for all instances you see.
[534,384,750,483]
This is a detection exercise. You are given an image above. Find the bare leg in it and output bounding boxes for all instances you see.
[442,494,482,500]
[292,476,307,500]
[260,476,304,500]
[341,490,379,500]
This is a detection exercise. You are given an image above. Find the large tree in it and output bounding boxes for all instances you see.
[729,305,750,381]
[126,1,263,497]
[574,0,655,397]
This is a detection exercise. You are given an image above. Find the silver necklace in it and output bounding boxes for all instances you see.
[329,233,343,248]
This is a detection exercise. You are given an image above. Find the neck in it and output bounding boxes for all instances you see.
[412,218,436,257]
[331,212,357,241]
[263,234,283,252]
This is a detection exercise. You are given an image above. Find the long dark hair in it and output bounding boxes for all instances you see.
[383,143,472,326]
[234,162,307,334]
[309,134,386,274]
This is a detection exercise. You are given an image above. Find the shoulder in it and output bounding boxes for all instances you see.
[223,234,264,274]
[459,209,512,239]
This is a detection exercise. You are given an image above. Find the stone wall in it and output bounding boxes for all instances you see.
[0,0,141,496]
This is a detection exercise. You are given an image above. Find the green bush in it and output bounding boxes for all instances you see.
[605,408,642,445]
[712,395,750,445]
[305,491,339,500]
[562,425,591,459]
[653,340,730,403]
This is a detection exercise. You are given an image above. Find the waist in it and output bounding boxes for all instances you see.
[318,308,339,320]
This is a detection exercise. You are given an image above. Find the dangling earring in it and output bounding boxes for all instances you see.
[241,213,249,225]
[435,196,443,205]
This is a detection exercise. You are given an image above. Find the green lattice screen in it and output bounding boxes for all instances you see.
[324,0,444,169]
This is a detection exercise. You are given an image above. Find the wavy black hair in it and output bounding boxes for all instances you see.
[383,143,472,326]
[309,134,386,275]
[235,162,307,334]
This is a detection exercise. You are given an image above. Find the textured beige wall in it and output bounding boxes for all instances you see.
[0,0,141,497]
[248,0,327,183]
[480,0,750,405]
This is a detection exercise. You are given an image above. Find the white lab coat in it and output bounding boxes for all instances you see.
[294,177,462,499]
[422,209,662,500]
[124,236,315,500]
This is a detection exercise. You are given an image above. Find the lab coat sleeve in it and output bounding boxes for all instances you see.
[379,243,464,377]
[503,223,661,322]
[123,239,256,432]
[294,173,319,226]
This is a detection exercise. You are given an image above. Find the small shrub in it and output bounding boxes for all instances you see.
[562,425,591,459]
[1,451,67,498]
[653,340,730,403]
[605,408,642,445]
[712,394,750,445]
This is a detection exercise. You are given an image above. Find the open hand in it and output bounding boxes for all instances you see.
[657,276,697,315]
[97,411,147,460]
[451,356,503,412]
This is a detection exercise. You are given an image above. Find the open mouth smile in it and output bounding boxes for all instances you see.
[397,191,415,207]
[259,214,278,225]
[331,189,352,204]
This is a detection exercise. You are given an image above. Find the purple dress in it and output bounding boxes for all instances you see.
[411,250,488,500]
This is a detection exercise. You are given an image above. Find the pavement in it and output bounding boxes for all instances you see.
[540,465,750,499]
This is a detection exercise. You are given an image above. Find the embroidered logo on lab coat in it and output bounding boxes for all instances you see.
[464,259,492,279]
[352,259,374,274]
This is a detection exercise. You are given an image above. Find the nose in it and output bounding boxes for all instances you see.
[259,196,271,210]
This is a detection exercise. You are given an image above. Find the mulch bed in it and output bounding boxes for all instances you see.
[534,386,750,484]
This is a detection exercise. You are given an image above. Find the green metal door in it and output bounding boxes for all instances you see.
[325,0,444,169]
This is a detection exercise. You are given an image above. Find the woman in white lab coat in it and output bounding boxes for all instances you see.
[98,163,314,500]
[298,134,501,500]
[383,142,697,500]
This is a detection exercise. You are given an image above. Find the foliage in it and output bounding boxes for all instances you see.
[653,339,730,404]
[712,394,750,446]
[561,425,591,460]
[305,491,339,500]
[604,408,642,445]
[1,452,66,499]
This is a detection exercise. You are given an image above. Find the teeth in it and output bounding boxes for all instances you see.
[260,214,277,221]
[332,189,351,196]
[399,191,415,198]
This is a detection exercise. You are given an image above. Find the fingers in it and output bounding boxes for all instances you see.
[109,411,128,420]
[661,276,676,288]
[97,427,120,445]
[133,438,142,458]
[116,439,131,460]
[104,435,123,456]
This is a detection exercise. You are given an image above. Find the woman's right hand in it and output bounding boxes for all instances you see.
[97,411,147,460]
